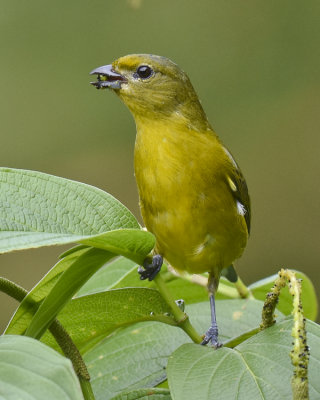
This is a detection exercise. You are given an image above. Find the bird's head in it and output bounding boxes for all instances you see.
[90,54,210,129]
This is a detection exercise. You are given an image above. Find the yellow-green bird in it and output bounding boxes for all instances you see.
[90,54,250,347]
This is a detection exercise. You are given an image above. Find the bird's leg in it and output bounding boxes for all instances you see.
[201,294,222,348]
[201,273,222,348]
[138,254,163,281]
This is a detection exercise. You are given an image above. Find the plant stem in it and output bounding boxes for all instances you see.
[79,378,96,400]
[217,282,239,298]
[0,277,27,302]
[234,276,253,299]
[49,320,90,380]
[260,269,309,400]
[0,277,95,400]
[154,273,203,344]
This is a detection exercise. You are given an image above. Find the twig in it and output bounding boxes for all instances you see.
[260,269,309,400]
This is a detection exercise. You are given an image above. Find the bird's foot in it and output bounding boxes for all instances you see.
[201,325,222,349]
[138,255,163,281]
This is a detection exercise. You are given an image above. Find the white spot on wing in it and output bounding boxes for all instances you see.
[227,176,237,192]
[237,201,246,216]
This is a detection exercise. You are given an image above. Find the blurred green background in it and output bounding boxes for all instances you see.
[1,0,319,330]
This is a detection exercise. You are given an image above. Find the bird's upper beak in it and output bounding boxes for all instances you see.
[90,64,127,90]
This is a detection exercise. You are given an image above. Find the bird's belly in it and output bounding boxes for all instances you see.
[140,189,247,275]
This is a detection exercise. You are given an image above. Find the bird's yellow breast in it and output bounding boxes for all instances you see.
[134,116,248,276]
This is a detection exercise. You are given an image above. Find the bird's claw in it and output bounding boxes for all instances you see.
[138,255,163,281]
[201,325,222,348]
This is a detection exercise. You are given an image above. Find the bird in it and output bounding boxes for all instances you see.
[90,54,250,347]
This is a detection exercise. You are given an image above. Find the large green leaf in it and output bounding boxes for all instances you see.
[83,321,188,400]
[76,300,269,400]
[0,335,83,400]
[167,318,320,400]
[0,167,140,253]
[41,288,177,354]
[250,271,318,320]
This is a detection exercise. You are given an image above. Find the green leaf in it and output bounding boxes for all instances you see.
[41,288,177,354]
[76,256,138,296]
[156,381,169,389]
[0,167,139,253]
[83,321,188,400]
[250,270,318,321]
[110,388,171,400]
[72,299,269,400]
[167,318,320,400]
[79,229,155,265]
[0,335,83,400]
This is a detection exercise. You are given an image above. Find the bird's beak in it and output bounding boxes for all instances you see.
[90,64,127,90]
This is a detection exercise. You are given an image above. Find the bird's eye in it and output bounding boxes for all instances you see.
[136,65,154,79]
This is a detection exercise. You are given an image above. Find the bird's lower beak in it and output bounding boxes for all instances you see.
[90,64,127,90]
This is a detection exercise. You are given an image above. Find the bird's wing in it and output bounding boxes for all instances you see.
[221,145,251,234]
[229,165,251,234]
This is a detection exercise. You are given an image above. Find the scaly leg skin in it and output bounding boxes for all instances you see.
[201,294,222,348]
[201,272,222,348]
[138,254,163,281]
